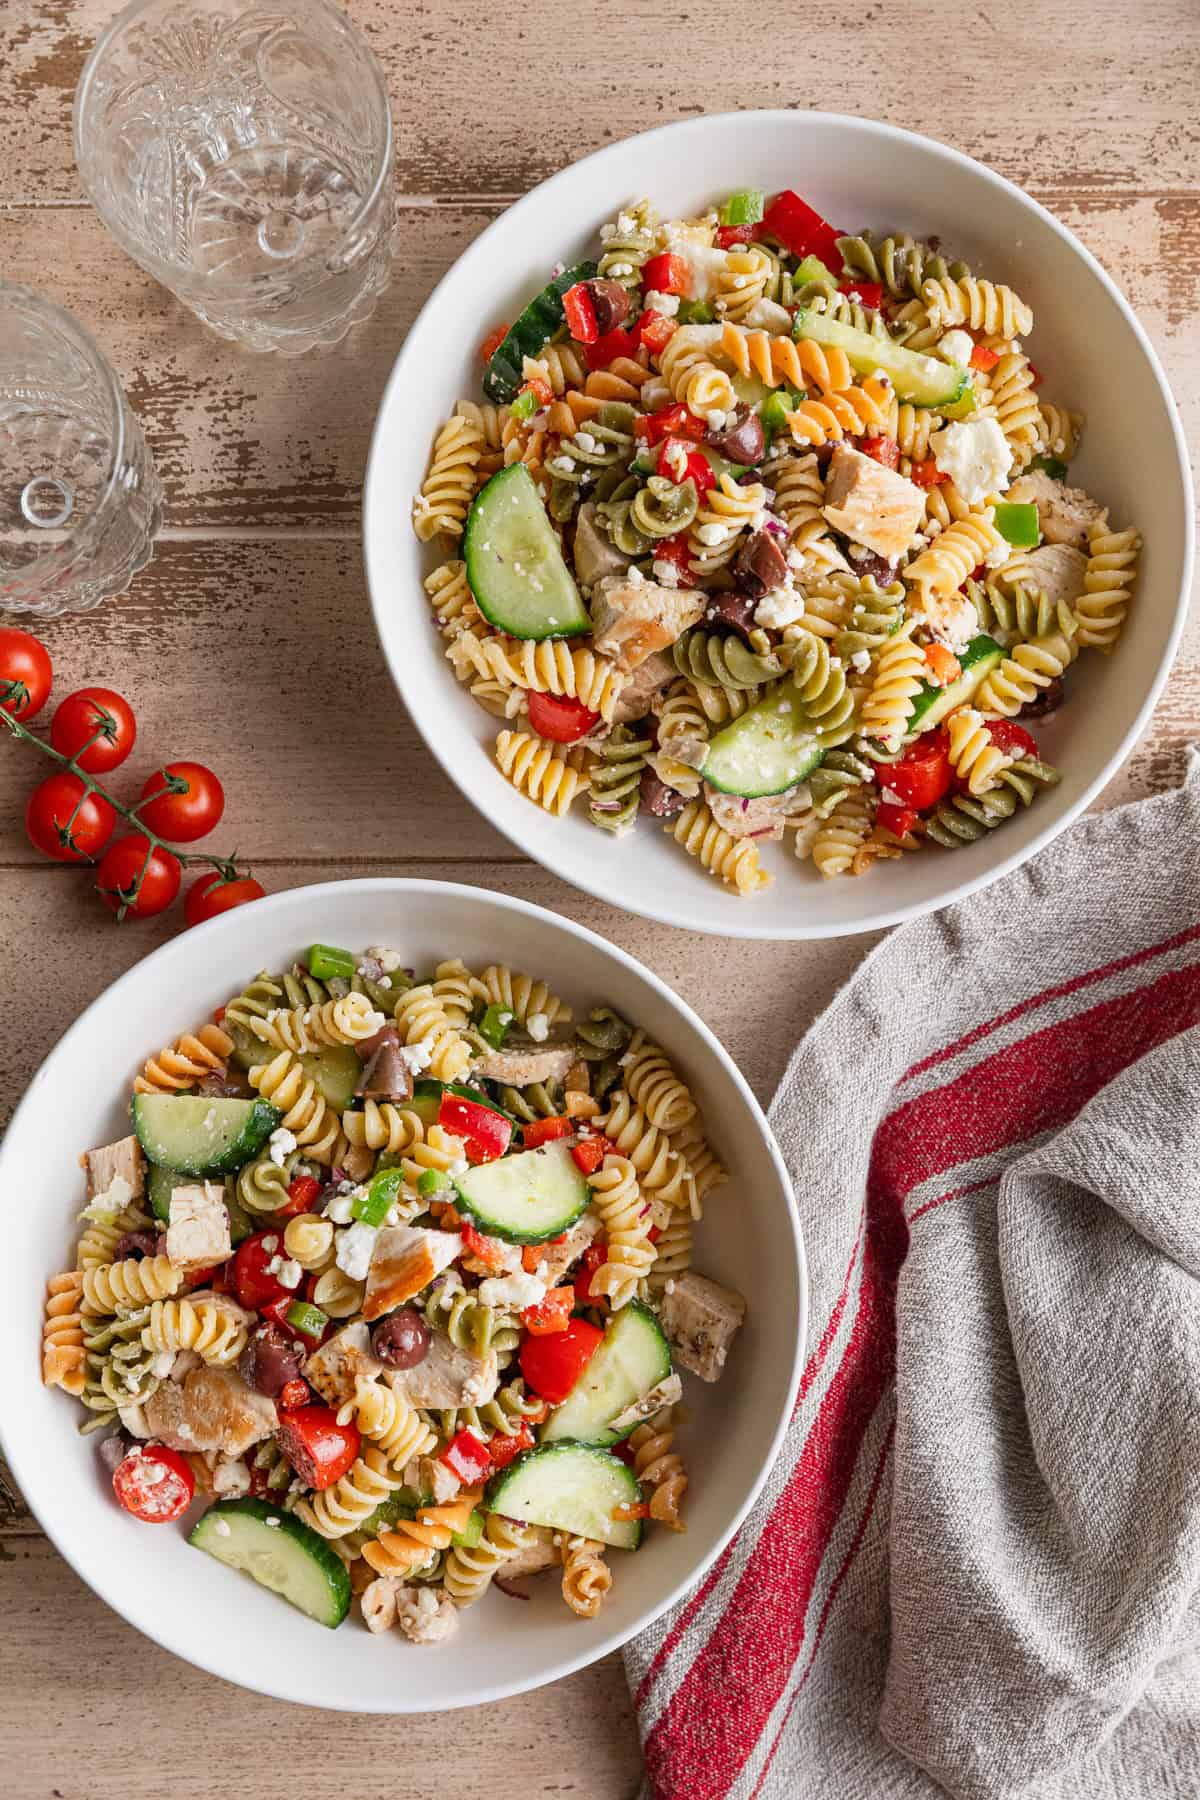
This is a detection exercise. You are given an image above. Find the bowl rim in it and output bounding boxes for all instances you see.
[1,874,807,1710]
[364,108,1195,941]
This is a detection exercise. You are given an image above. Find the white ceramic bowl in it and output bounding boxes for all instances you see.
[365,110,1193,940]
[1,879,804,1710]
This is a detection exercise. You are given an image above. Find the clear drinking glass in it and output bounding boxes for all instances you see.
[74,0,396,355]
[0,285,163,618]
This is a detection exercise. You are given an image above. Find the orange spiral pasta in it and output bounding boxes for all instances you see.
[629,1416,688,1530]
[719,321,854,394]
[362,1490,483,1576]
[42,1271,87,1394]
[784,377,891,446]
[133,1022,234,1095]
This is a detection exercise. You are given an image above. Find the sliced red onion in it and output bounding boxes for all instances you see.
[358,956,384,982]
[763,517,789,540]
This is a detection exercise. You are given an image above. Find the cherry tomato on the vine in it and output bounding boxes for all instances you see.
[138,761,224,841]
[95,834,181,919]
[50,686,137,773]
[0,629,53,721]
[184,871,266,928]
[25,773,115,862]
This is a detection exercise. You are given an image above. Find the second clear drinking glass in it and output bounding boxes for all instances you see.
[74,0,396,355]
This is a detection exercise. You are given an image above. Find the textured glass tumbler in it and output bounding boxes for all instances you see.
[0,286,162,618]
[74,0,396,355]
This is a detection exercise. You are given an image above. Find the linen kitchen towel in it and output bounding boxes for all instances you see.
[627,754,1200,1800]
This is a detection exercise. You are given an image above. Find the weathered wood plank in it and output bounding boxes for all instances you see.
[3,0,1199,205]
[0,1537,642,1800]
[0,196,1195,532]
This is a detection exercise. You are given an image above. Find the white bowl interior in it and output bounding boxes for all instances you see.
[365,110,1192,940]
[1,880,803,1711]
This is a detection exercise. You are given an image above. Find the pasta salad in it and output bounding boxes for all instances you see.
[413,187,1142,890]
[41,944,743,1644]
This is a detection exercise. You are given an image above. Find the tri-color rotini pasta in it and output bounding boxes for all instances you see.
[44,943,744,1646]
[412,186,1142,887]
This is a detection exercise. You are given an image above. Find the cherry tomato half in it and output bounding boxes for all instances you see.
[184,872,266,928]
[95,834,182,919]
[112,1443,196,1522]
[25,772,115,863]
[879,730,954,812]
[138,761,224,841]
[0,628,52,721]
[233,1230,291,1311]
[520,1316,603,1404]
[525,688,600,743]
[984,719,1040,761]
[50,686,137,773]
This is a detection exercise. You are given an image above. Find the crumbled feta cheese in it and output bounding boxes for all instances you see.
[324,1190,356,1225]
[786,547,806,570]
[335,1220,378,1281]
[447,1154,470,1178]
[696,521,731,546]
[398,1039,434,1075]
[525,1012,550,1042]
[881,787,903,807]
[626,564,645,586]
[477,1270,549,1310]
[652,558,681,587]
[754,585,806,629]
[150,1350,176,1379]
[644,290,680,316]
[89,1174,133,1216]
[850,648,872,673]
[937,329,975,368]
[265,1516,281,1529]
[574,431,597,454]
[268,1127,298,1169]
[214,1517,232,1538]
[983,534,1012,569]
[547,455,575,477]
[367,946,404,973]
[276,1258,302,1290]
[607,261,634,278]
[615,211,636,235]
[262,1235,279,1255]
[929,417,1013,508]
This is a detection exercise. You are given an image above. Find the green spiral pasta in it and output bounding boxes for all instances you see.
[576,1006,633,1060]
[495,1078,566,1123]
[547,405,637,522]
[631,475,700,539]
[791,278,891,338]
[597,199,659,290]
[673,631,788,692]
[835,231,970,302]
[926,757,1061,847]
[426,1380,546,1445]
[236,1147,299,1215]
[832,582,907,660]
[78,1308,157,1433]
[424,1285,520,1361]
[595,472,652,557]
[807,746,878,818]
[786,631,857,748]
[972,579,1072,647]
[588,725,651,834]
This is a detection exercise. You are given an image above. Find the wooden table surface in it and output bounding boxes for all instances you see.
[1,2,1197,1793]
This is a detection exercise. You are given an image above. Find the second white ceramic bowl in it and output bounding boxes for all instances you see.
[365,109,1192,939]
[0,879,804,1710]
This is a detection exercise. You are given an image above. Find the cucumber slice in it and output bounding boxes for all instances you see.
[146,1165,246,1239]
[487,1442,643,1550]
[230,1031,361,1112]
[189,1497,350,1627]
[702,678,827,798]
[907,633,1004,734]
[131,1095,281,1176]
[453,1139,589,1245]
[451,1507,485,1549]
[542,1300,672,1446]
[483,262,599,404]
[793,306,970,409]
[464,465,590,640]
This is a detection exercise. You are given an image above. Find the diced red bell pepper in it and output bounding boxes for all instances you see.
[562,282,599,344]
[573,1240,608,1304]
[212,1005,226,1025]
[278,1377,312,1411]
[521,1286,575,1335]
[460,1219,508,1271]
[438,1093,513,1164]
[112,1444,196,1523]
[232,1230,290,1312]
[657,437,716,497]
[1027,361,1043,388]
[520,1316,604,1403]
[715,223,755,249]
[878,730,954,811]
[640,252,690,296]
[910,457,949,489]
[634,403,707,446]
[440,1428,493,1486]
[277,1406,361,1491]
[647,1224,662,1244]
[760,190,842,271]
[638,308,676,354]
[969,343,1000,372]
[876,800,920,839]
[185,1262,224,1290]
[984,719,1040,760]
[570,1135,611,1177]
[840,279,884,309]
[261,1294,326,1349]
[526,688,600,743]
[585,323,641,371]
[522,1114,574,1150]
[273,1172,323,1221]
[649,533,697,587]
[480,323,508,362]
[487,1423,535,1471]
[859,435,899,470]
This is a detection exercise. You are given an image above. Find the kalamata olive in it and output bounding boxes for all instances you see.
[113,1229,160,1262]
[356,1034,414,1103]
[355,1021,401,1062]
[371,1308,430,1369]
[1019,677,1065,720]
[733,529,789,597]
[708,406,765,466]
[239,1323,304,1397]
[705,590,759,638]
[639,768,688,819]
[849,550,898,587]
[582,278,631,335]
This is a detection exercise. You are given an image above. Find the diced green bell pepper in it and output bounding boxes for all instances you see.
[307,943,355,981]
[476,1003,513,1050]
[675,299,714,325]
[510,388,538,420]
[352,1166,403,1228]
[793,254,833,287]
[993,502,1040,549]
[418,1168,453,1197]
[720,190,764,227]
[1028,454,1069,481]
